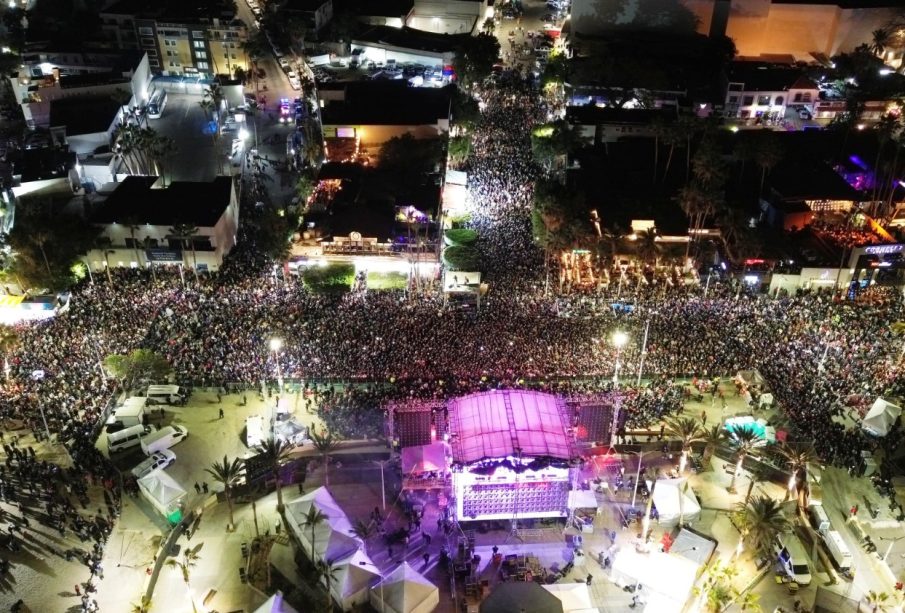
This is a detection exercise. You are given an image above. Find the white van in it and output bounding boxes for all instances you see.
[823,530,853,571]
[807,502,830,532]
[140,425,188,456]
[107,424,156,454]
[145,385,184,405]
[774,534,812,585]
[246,415,265,448]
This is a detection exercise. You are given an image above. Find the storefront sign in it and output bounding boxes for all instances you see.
[865,244,903,255]
[146,248,182,263]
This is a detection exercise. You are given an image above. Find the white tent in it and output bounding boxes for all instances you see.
[370,561,440,613]
[401,443,449,474]
[331,549,381,611]
[137,470,186,522]
[650,478,700,528]
[285,487,361,564]
[543,583,593,612]
[609,547,699,612]
[862,398,902,437]
[254,591,300,613]
[736,369,767,390]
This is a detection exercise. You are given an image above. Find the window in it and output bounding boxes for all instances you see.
[194,40,205,49]
[169,61,179,67]
[197,61,209,70]
[149,59,160,67]
[742,95,754,106]
[793,93,802,102]
[728,95,738,104]
[196,51,207,59]
[774,96,784,106]
[192,30,204,38]
[165,39,177,47]
[138,26,153,36]
[124,238,140,249]
[231,53,237,59]
[141,37,155,47]
[802,92,812,102]
[757,95,771,106]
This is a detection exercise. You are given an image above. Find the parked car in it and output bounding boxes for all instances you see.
[798,108,812,120]
[279,98,292,123]
[131,449,177,479]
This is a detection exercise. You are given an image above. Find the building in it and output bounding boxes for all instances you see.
[761,159,865,230]
[350,0,414,28]
[724,62,819,120]
[9,51,152,129]
[84,175,239,273]
[319,81,450,159]
[571,0,900,63]
[280,0,334,33]
[100,0,249,77]
[406,0,488,34]
[350,25,464,70]
[566,106,677,144]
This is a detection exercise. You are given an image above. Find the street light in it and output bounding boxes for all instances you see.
[612,331,628,389]
[372,459,389,511]
[623,448,659,509]
[635,317,653,387]
[359,560,385,613]
[268,338,284,429]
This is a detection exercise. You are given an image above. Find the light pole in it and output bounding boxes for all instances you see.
[612,331,628,389]
[703,269,713,298]
[880,534,905,563]
[635,318,651,387]
[627,449,659,510]
[269,338,283,434]
[372,459,388,511]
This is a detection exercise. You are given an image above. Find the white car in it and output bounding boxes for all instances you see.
[131,449,176,479]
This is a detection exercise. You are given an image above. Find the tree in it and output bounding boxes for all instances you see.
[727,425,763,493]
[448,135,472,166]
[205,456,244,530]
[130,595,152,613]
[295,175,315,207]
[753,132,783,195]
[864,591,892,613]
[169,223,200,280]
[442,245,481,271]
[310,431,340,487]
[111,88,133,125]
[481,17,495,34]
[635,228,661,266]
[735,495,789,561]
[870,28,893,57]
[202,81,226,138]
[664,417,704,474]
[103,349,171,390]
[257,437,292,511]
[301,505,329,562]
[453,33,500,86]
[776,442,820,505]
[316,559,339,613]
[165,543,203,613]
[701,424,727,468]
[377,134,444,183]
[694,560,758,613]
[600,225,627,266]
[350,518,375,551]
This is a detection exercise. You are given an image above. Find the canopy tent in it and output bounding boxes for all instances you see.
[650,478,701,528]
[862,398,902,437]
[331,548,382,611]
[274,417,308,446]
[401,442,449,474]
[137,470,186,524]
[542,583,593,612]
[370,561,440,613]
[567,490,599,509]
[285,487,361,564]
[609,547,699,612]
[481,582,564,613]
[736,369,767,389]
[254,592,300,613]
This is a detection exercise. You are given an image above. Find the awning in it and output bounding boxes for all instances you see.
[568,490,598,509]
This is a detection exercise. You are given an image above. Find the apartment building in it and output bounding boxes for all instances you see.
[100,0,249,77]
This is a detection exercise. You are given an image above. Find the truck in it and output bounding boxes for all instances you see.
[808,501,853,572]
[106,396,148,431]
[246,415,265,449]
[145,385,185,406]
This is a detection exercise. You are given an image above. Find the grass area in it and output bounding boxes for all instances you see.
[366,271,408,290]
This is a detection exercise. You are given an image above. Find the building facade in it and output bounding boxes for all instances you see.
[724,63,819,120]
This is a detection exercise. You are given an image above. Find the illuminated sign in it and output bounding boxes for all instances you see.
[865,244,904,255]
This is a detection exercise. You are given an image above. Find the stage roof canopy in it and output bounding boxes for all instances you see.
[449,390,572,463]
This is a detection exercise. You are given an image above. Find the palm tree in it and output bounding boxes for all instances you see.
[29,229,53,278]
[600,225,626,267]
[205,455,244,530]
[301,505,329,562]
[310,431,341,488]
[701,424,727,468]
[257,437,292,511]
[870,28,892,57]
[776,442,821,505]
[754,133,783,196]
[635,228,661,267]
[169,223,200,280]
[727,425,763,493]
[202,81,226,138]
[119,214,144,269]
[130,595,152,613]
[664,416,704,474]
[864,590,893,613]
[0,324,19,379]
[736,496,789,560]
[350,518,375,552]
[743,460,772,506]
[165,543,203,613]
[317,559,339,613]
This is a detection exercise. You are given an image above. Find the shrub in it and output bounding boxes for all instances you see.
[301,263,355,292]
[442,245,481,271]
[444,228,478,247]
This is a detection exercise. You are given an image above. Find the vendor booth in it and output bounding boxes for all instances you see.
[137,471,186,524]
[650,478,700,528]
[331,548,382,610]
[862,398,902,437]
[369,562,440,613]
[285,487,360,564]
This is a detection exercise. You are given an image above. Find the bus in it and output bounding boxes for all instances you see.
[147,89,168,119]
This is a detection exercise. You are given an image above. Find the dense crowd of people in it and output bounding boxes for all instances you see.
[0,71,903,609]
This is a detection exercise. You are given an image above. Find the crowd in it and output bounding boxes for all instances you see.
[0,71,902,609]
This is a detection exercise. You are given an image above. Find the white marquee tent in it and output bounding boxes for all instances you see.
[285,487,361,564]
[369,561,440,613]
[862,398,902,437]
[650,478,700,528]
[331,548,382,610]
[137,470,186,522]
[254,592,300,613]
[609,547,699,612]
[542,583,593,612]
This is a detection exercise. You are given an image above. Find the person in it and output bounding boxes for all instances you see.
[586,573,592,586]
[423,551,430,566]
[219,407,224,419]
[194,482,201,494]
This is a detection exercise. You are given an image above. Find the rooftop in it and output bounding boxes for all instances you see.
[344,0,412,17]
[22,50,145,74]
[49,96,121,135]
[320,81,450,126]
[769,160,864,202]
[566,105,677,126]
[91,175,234,226]
[448,390,572,464]
[101,0,237,22]
[727,62,818,92]
[353,25,468,54]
